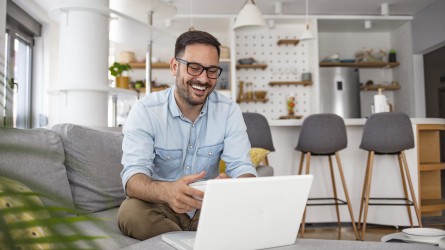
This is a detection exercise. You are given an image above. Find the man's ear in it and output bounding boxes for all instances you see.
[170,58,178,76]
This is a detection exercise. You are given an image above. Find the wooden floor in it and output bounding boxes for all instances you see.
[298,218,445,242]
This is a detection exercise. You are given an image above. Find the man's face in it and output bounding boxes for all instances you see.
[172,44,219,106]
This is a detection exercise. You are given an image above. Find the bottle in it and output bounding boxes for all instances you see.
[374,88,387,113]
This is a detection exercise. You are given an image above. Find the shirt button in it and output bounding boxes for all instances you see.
[186,166,190,169]
[167,156,170,160]
[192,124,194,127]
[189,145,193,149]
[208,152,212,156]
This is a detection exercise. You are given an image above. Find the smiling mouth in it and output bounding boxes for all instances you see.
[192,84,207,91]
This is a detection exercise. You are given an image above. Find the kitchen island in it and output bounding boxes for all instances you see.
[267,117,445,226]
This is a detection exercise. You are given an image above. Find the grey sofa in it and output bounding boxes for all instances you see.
[0,123,140,249]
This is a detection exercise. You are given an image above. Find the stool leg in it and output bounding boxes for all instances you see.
[298,152,305,175]
[358,151,372,231]
[300,152,312,237]
[401,151,423,227]
[397,153,413,227]
[328,155,341,230]
[335,152,359,240]
[361,151,375,241]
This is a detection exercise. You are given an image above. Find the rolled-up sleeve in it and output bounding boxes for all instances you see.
[120,101,155,193]
[220,104,258,178]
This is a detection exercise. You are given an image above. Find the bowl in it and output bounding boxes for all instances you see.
[254,90,267,100]
[237,58,256,65]
[402,228,445,243]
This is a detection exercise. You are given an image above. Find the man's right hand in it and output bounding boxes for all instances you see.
[162,171,206,213]
[125,171,206,214]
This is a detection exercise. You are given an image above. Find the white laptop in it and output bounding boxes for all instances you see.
[162,175,313,250]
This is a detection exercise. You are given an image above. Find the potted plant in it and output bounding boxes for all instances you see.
[388,49,397,63]
[109,62,132,89]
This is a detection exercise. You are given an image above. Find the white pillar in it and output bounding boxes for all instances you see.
[56,0,109,126]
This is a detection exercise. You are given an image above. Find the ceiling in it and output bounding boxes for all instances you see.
[173,0,435,16]
[31,0,436,18]
[29,0,436,34]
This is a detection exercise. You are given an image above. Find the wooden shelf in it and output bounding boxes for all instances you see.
[419,163,445,171]
[236,64,268,70]
[421,199,445,213]
[277,39,300,46]
[319,62,400,68]
[269,81,312,87]
[360,84,401,91]
[129,62,170,69]
[236,98,269,103]
[279,115,303,119]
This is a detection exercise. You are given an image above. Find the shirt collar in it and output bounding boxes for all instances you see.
[168,85,209,118]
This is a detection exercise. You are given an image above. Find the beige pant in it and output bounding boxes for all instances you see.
[118,198,200,240]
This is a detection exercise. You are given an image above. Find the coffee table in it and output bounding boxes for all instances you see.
[122,235,438,250]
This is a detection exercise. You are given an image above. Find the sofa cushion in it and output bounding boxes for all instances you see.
[52,124,126,214]
[0,127,75,214]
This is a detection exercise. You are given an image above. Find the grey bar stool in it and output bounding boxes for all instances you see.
[358,112,422,241]
[243,112,275,176]
[295,113,358,240]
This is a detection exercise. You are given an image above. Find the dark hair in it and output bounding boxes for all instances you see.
[174,30,221,58]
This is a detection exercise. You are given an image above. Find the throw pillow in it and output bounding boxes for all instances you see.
[219,147,270,173]
[52,124,126,214]
[0,127,75,215]
[0,176,52,249]
[249,147,270,166]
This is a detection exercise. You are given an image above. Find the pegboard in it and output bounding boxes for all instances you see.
[235,26,312,120]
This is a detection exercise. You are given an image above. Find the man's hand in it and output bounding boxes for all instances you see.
[216,172,255,179]
[216,173,230,179]
[163,171,206,213]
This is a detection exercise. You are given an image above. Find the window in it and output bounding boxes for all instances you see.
[3,0,41,128]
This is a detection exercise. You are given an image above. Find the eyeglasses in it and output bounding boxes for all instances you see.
[176,58,223,79]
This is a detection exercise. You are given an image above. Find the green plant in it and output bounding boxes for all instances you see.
[109,62,132,77]
[389,49,396,54]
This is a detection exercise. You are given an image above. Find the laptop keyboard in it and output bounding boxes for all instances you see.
[181,238,195,247]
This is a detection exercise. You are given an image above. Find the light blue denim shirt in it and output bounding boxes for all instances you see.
[121,86,257,192]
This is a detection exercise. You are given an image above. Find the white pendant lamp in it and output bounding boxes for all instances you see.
[300,0,314,40]
[234,0,267,32]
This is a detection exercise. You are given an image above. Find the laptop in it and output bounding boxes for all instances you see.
[162,175,313,250]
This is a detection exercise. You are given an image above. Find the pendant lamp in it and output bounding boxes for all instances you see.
[300,0,314,40]
[233,0,267,32]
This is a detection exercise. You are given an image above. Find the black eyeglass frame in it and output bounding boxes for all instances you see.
[175,58,223,79]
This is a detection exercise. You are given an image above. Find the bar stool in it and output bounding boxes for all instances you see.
[358,112,422,240]
[295,113,359,240]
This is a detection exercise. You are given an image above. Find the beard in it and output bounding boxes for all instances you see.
[176,75,216,106]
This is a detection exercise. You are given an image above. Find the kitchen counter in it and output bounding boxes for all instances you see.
[268,118,445,127]
[266,117,445,226]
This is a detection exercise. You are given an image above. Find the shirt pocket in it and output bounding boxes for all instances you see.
[153,148,183,180]
[196,144,223,177]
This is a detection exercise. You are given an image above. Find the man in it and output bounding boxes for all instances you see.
[118,30,257,240]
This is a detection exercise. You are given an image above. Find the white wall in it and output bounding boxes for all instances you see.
[412,0,445,54]
[391,22,416,117]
